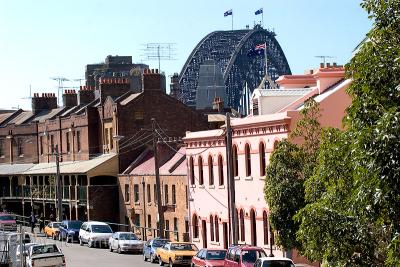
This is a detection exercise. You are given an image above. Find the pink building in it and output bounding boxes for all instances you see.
[183,64,351,262]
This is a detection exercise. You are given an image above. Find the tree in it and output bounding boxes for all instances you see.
[264,99,321,250]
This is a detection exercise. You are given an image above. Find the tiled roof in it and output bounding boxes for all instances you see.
[129,150,155,175]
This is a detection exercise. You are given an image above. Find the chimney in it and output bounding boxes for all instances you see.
[78,86,96,105]
[212,97,224,112]
[63,89,78,107]
[142,69,166,93]
[31,93,58,114]
[326,62,331,68]
[320,62,325,68]
[169,73,180,99]
[333,62,337,67]
[98,77,130,102]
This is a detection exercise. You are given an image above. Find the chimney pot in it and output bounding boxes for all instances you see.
[156,69,159,74]
[333,62,337,67]
[326,63,331,68]
[320,63,324,68]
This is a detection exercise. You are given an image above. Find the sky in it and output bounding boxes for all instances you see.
[0,0,372,110]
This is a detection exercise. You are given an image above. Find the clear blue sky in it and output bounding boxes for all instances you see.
[0,0,372,110]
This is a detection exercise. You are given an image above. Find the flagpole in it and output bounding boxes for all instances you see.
[262,9,264,28]
[265,42,268,88]
[231,11,233,31]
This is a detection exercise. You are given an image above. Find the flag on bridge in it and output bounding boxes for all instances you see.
[247,43,267,57]
[224,9,233,17]
[255,8,263,15]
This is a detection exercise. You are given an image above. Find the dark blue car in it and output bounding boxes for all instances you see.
[58,220,83,243]
[143,238,169,263]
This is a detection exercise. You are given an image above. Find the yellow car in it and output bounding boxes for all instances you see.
[156,242,198,266]
[44,222,61,240]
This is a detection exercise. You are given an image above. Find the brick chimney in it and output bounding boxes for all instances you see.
[98,78,130,102]
[142,69,166,93]
[78,86,95,105]
[31,93,58,114]
[63,89,78,107]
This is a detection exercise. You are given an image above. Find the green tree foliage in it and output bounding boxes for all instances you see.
[264,99,321,250]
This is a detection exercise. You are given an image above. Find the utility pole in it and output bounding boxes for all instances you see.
[55,145,63,222]
[225,113,238,244]
[142,177,147,241]
[152,118,165,238]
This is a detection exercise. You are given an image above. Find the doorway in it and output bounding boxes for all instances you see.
[223,222,228,249]
[250,209,257,246]
[201,220,207,248]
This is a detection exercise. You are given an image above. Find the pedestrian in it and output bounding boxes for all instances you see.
[49,213,54,222]
[29,212,37,234]
[39,213,45,233]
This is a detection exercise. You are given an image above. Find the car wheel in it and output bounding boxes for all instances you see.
[79,238,83,246]
[169,259,174,267]
[143,253,147,261]
[117,246,122,254]
[52,233,56,240]
[159,257,164,266]
[58,233,62,241]
[88,239,93,248]
[191,264,195,267]
[66,235,71,243]
[109,244,113,252]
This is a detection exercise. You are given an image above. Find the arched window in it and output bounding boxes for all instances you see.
[263,211,269,245]
[192,214,199,238]
[210,215,214,241]
[235,209,239,240]
[218,155,224,186]
[233,145,238,177]
[189,157,195,185]
[208,155,214,186]
[198,156,204,185]
[273,140,279,149]
[259,142,266,176]
[215,215,219,242]
[245,144,252,176]
[240,209,245,241]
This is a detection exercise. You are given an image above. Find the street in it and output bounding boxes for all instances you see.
[28,232,150,267]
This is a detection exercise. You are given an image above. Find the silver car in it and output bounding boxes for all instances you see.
[109,232,143,254]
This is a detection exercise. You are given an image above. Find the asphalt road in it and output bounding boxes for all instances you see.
[26,231,152,267]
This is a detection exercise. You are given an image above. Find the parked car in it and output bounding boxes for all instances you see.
[143,238,170,263]
[15,242,38,267]
[25,244,65,267]
[156,242,198,266]
[108,232,143,254]
[224,245,267,267]
[0,213,17,231]
[192,248,227,267]
[79,221,113,248]
[58,220,83,243]
[44,221,61,240]
[254,257,295,267]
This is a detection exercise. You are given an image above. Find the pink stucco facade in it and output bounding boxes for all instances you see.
[183,65,351,263]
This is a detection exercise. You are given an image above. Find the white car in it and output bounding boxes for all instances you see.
[254,257,296,267]
[109,232,144,254]
[25,244,65,267]
[79,221,113,248]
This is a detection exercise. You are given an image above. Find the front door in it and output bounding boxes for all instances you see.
[223,222,228,249]
[201,220,207,248]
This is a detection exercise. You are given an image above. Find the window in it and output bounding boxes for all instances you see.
[208,156,214,186]
[17,138,23,156]
[245,144,252,176]
[104,128,109,151]
[210,215,214,241]
[240,209,245,241]
[172,185,176,204]
[215,215,219,242]
[185,187,188,208]
[189,157,195,185]
[134,184,139,202]
[0,139,4,157]
[192,214,199,238]
[77,131,81,152]
[174,217,178,231]
[233,145,238,177]
[252,99,259,115]
[164,185,169,204]
[147,184,151,203]
[50,135,54,153]
[259,142,266,176]
[124,184,130,202]
[218,155,224,186]
[109,127,113,149]
[134,111,144,121]
[66,132,70,153]
[39,136,43,155]
[133,214,140,226]
[263,211,268,245]
[148,215,152,228]
[154,184,158,204]
[165,220,170,239]
[198,156,204,185]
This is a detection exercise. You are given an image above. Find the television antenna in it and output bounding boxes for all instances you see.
[141,43,177,72]
[315,56,335,65]
[50,76,70,105]
[21,85,33,100]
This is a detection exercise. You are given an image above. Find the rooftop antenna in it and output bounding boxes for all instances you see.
[50,76,70,105]
[315,56,335,65]
[72,78,85,87]
[140,43,177,72]
[21,84,32,100]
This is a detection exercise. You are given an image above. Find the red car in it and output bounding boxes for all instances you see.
[0,213,17,231]
[224,245,267,267]
[192,248,227,267]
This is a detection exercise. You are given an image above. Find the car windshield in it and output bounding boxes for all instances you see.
[119,233,137,240]
[262,261,295,267]
[92,225,112,233]
[52,223,61,228]
[67,221,82,229]
[32,244,59,255]
[0,215,15,221]
[206,250,226,260]
[171,243,198,251]
[241,250,267,264]
[153,239,169,247]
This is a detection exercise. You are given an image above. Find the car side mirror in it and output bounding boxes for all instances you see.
[115,237,118,240]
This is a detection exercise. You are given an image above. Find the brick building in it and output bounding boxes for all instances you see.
[119,147,189,242]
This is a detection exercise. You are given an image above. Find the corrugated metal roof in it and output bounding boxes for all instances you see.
[257,88,312,97]
[33,108,65,123]
[128,150,155,175]
[8,111,34,125]
[119,93,142,105]
[0,163,35,176]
